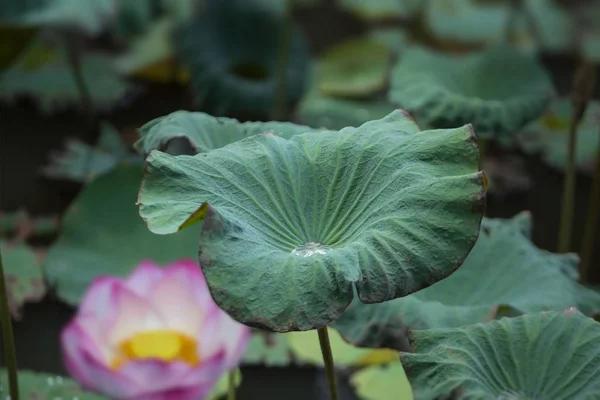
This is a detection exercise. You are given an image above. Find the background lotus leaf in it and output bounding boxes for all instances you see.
[174,0,310,119]
[388,45,554,141]
[333,212,600,349]
[317,39,391,98]
[43,122,142,183]
[367,28,409,55]
[0,368,239,400]
[287,327,398,367]
[0,240,46,319]
[0,0,115,35]
[350,363,413,400]
[137,110,485,332]
[242,331,296,367]
[517,98,600,175]
[43,165,200,305]
[337,0,422,21]
[0,37,133,113]
[402,310,600,399]
[0,209,58,239]
[135,110,320,156]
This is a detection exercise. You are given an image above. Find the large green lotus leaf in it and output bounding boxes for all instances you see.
[44,165,200,305]
[0,38,132,113]
[137,110,486,332]
[135,110,320,156]
[0,240,46,319]
[351,363,413,400]
[242,331,296,367]
[423,0,536,53]
[174,0,310,119]
[389,45,554,141]
[517,99,600,175]
[337,0,422,21]
[0,369,105,399]
[402,309,600,399]
[43,122,142,183]
[333,212,600,349]
[317,39,391,98]
[0,0,115,35]
[287,327,399,367]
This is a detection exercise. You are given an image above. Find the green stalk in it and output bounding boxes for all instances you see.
[558,61,597,253]
[0,244,19,400]
[579,137,600,281]
[227,370,236,400]
[271,1,292,121]
[317,327,339,400]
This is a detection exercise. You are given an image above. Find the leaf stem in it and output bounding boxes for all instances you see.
[579,135,600,281]
[0,244,19,400]
[271,1,292,121]
[558,60,597,253]
[227,370,236,400]
[317,327,339,400]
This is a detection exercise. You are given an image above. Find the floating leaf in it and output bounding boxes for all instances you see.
[402,309,600,399]
[389,45,554,141]
[135,110,320,156]
[0,0,116,35]
[367,28,409,55]
[0,38,133,113]
[287,327,398,367]
[242,331,296,367]
[43,122,142,183]
[423,0,536,53]
[337,0,422,21]
[0,369,105,399]
[351,363,413,400]
[44,165,200,305]
[137,110,485,332]
[333,212,600,349]
[517,98,600,175]
[1,240,46,319]
[317,39,391,98]
[175,0,310,119]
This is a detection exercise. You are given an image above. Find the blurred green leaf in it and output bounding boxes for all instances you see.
[0,369,106,399]
[0,240,46,319]
[242,331,296,367]
[0,38,133,113]
[43,165,200,305]
[337,0,422,21]
[351,363,413,400]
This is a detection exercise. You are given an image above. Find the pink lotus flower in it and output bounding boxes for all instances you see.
[61,259,250,400]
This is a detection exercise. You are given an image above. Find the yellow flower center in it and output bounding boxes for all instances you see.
[111,330,199,369]
[541,115,569,131]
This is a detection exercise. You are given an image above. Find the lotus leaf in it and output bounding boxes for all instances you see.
[43,122,142,183]
[333,212,600,349]
[243,331,296,367]
[0,369,105,399]
[0,209,58,239]
[137,110,485,332]
[287,327,398,367]
[0,368,238,400]
[368,28,409,55]
[0,240,46,319]
[135,110,320,156]
[0,0,115,34]
[337,0,422,21]
[0,38,132,113]
[389,45,554,141]
[317,39,391,98]
[174,0,310,119]
[351,363,413,400]
[423,0,536,53]
[44,165,200,305]
[517,99,600,175]
[402,309,600,399]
